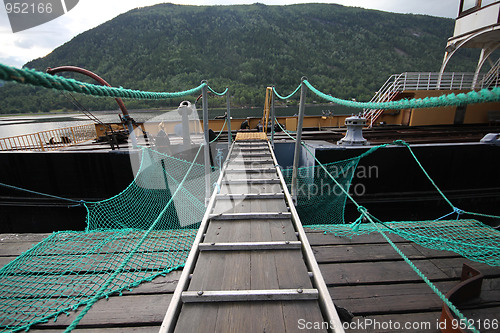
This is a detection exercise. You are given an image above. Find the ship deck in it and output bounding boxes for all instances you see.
[53,124,500,152]
[1,229,499,332]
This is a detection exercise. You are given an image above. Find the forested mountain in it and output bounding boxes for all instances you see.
[0,3,479,113]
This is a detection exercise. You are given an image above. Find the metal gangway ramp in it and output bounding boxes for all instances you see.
[160,134,344,333]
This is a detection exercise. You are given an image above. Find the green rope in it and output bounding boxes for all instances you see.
[273,84,301,100]
[303,79,500,109]
[0,182,84,206]
[64,144,204,332]
[393,140,454,208]
[0,63,220,100]
[208,86,229,96]
[394,140,500,221]
[209,118,228,143]
[366,217,480,333]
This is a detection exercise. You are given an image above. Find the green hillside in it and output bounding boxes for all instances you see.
[0,3,479,114]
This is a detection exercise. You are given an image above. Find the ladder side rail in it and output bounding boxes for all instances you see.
[269,141,345,333]
[159,142,235,333]
[363,74,400,118]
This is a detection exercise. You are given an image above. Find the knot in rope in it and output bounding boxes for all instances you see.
[69,200,87,208]
[357,205,368,214]
[351,206,368,232]
[453,207,465,215]
[392,139,408,146]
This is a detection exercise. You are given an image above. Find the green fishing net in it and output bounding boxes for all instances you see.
[0,147,219,332]
[282,142,500,268]
[281,156,360,225]
[308,219,500,267]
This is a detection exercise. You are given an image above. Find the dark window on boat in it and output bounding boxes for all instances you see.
[460,0,479,14]
[460,0,500,16]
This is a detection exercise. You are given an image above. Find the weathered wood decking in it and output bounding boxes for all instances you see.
[1,229,499,332]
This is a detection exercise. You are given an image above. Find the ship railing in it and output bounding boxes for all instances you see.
[0,123,97,151]
[479,58,500,89]
[363,72,487,127]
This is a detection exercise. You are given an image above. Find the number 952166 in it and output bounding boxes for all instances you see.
[5,2,53,14]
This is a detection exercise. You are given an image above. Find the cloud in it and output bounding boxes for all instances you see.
[13,36,36,49]
[323,0,458,18]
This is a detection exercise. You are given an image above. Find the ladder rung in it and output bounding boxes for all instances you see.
[235,142,268,145]
[209,212,291,220]
[234,147,269,151]
[216,193,284,200]
[230,159,274,164]
[225,168,276,173]
[222,179,281,184]
[231,153,271,158]
[181,288,318,303]
[198,241,301,251]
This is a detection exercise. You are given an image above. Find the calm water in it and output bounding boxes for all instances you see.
[0,105,357,138]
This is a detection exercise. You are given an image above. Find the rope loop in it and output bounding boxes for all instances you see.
[350,206,369,232]
[357,205,368,214]
[392,139,408,146]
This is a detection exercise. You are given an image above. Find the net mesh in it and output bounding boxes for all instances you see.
[0,147,218,332]
[280,144,500,268]
[86,147,216,231]
[308,219,500,267]
[281,156,360,225]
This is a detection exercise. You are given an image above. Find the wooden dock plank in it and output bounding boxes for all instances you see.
[429,257,500,278]
[345,311,443,333]
[320,259,449,285]
[214,302,255,333]
[188,250,312,291]
[312,243,425,263]
[344,307,500,333]
[305,230,408,246]
[250,250,280,290]
[283,301,328,333]
[220,252,251,291]
[30,327,160,333]
[173,304,218,333]
[33,293,172,329]
[329,282,456,315]
[275,249,313,289]
[306,227,500,333]
[203,219,296,243]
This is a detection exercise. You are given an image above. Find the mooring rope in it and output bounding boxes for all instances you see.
[0,63,228,100]
[303,79,500,109]
[3,62,500,108]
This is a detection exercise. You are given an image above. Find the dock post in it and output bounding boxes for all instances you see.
[271,86,276,149]
[202,82,211,206]
[226,88,232,151]
[291,78,307,205]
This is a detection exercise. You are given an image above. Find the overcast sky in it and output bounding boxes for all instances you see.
[0,0,460,68]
